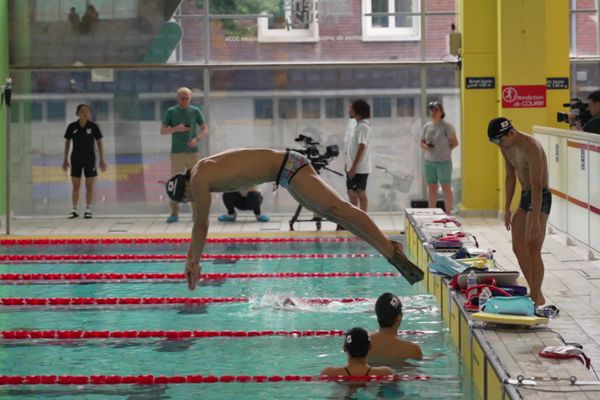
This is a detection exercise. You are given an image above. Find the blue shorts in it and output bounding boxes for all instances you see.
[276,151,310,189]
[424,159,452,185]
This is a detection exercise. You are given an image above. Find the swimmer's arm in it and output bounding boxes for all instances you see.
[189,184,211,264]
[502,150,516,212]
[528,148,544,219]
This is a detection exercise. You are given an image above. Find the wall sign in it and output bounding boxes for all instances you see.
[581,149,586,170]
[502,85,546,108]
[546,78,569,89]
[555,144,559,162]
[465,77,495,89]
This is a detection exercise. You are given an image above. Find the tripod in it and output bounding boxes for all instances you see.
[288,165,343,231]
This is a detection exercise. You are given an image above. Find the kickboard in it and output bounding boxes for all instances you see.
[472,312,548,326]
[389,251,424,285]
[457,271,519,289]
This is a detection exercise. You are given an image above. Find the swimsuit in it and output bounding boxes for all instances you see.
[275,151,310,189]
[519,188,552,215]
[344,367,371,376]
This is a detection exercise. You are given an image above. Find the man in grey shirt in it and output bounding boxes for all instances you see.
[420,101,459,214]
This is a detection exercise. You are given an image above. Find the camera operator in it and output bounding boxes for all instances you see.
[582,90,600,134]
[217,186,270,222]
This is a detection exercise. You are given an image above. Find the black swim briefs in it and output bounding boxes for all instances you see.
[519,188,552,215]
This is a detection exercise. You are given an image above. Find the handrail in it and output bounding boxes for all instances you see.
[532,126,600,144]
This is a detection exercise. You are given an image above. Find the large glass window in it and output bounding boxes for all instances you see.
[362,0,421,41]
[34,0,137,21]
[570,0,599,57]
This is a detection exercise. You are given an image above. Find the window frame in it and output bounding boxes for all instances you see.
[361,0,421,42]
[257,0,319,43]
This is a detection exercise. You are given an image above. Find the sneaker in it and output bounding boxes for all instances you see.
[84,210,92,219]
[256,214,270,222]
[166,214,179,223]
[68,211,79,219]
[217,214,236,222]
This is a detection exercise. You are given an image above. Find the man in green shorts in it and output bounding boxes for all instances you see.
[420,101,459,214]
[160,87,208,223]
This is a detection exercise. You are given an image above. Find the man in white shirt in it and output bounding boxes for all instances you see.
[345,99,372,212]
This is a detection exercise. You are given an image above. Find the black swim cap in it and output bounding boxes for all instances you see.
[487,117,513,142]
[375,292,403,328]
[165,170,190,203]
[344,327,370,358]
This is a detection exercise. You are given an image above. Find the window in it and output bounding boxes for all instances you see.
[302,98,321,119]
[325,98,345,119]
[91,100,109,121]
[396,97,415,117]
[278,99,297,119]
[24,102,43,122]
[257,0,319,43]
[35,0,137,22]
[47,101,66,121]
[160,100,173,120]
[254,99,274,120]
[10,101,20,122]
[362,0,421,41]
[139,100,156,121]
[373,97,392,117]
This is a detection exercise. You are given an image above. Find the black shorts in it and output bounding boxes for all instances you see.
[519,189,552,215]
[71,159,97,178]
[346,173,369,192]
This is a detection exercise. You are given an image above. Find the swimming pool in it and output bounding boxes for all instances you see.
[0,238,472,399]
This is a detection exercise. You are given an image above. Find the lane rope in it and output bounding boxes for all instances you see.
[0,297,368,307]
[0,374,431,385]
[0,272,399,283]
[0,237,360,246]
[0,329,432,340]
[0,253,375,263]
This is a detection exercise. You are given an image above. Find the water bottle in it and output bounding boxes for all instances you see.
[479,288,491,312]
[467,270,477,289]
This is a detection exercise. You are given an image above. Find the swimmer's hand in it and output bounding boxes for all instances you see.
[185,260,201,291]
[503,210,512,231]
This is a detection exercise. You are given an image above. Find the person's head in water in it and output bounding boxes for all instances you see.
[165,169,191,203]
[344,327,371,358]
[375,292,403,329]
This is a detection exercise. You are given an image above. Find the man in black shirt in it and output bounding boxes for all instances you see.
[583,90,600,134]
[62,104,106,218]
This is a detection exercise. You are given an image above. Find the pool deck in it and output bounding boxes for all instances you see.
[2,212,600,399]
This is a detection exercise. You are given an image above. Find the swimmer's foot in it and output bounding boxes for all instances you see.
[387,241,424,285]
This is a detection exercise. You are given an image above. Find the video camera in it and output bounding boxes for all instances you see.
[288,134,340,172]
[557,98,592,126]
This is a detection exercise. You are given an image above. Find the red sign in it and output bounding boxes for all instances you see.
[501,85,546,108]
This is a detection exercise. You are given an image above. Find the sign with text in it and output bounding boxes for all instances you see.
[502,85,546,108]
[465,77,495,89]
[546,77,569,89]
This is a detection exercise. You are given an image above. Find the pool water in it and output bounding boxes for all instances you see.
[0,240,473,399]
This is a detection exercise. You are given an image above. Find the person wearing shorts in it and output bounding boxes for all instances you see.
[420,101,459,214]
[345,99,372,211]
[62,104,106,219]
[160,87,208,223]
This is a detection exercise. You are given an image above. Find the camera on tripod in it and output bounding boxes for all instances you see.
[557,98,592,126]
[288,134,340,172]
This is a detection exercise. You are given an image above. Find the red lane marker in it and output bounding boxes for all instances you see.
[0,374,431,385]
[0,272,399,283]
[0,237,361,246]
[0,329,431,340]
[0,297,369,308]
[0,253,375,263]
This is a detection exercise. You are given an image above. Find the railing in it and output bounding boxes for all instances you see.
[532,126,600,256]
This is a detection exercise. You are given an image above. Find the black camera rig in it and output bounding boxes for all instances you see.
[287,134,340,173]
[557,98,592,126]
[287,133,342,231]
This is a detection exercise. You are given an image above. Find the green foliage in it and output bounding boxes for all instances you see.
[195,0,281,37]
